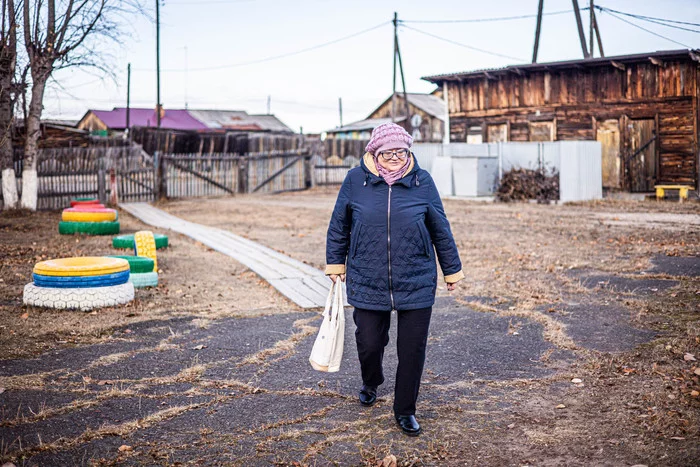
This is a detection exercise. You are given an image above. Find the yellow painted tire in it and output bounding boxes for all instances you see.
[33,256,129,277]
[62,209,117,222]
[134,231,158,272]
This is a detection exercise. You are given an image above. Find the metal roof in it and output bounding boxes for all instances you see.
[327,117,404,133]
[187,110,293,133]
[368,93,445,121]
[90,108,208,131]
[422,49,700,83]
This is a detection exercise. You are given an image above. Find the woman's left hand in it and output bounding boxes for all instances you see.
[446,282,457,292]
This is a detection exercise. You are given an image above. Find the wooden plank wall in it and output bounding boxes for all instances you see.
[445,60,699,186]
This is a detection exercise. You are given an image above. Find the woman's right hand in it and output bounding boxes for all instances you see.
[329,274,346,283]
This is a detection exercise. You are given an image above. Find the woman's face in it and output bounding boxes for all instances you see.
[376,148,409,171]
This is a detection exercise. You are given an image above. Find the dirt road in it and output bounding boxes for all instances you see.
[0,191,698,466]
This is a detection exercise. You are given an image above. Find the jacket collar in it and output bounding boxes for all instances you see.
[361,152,418,187]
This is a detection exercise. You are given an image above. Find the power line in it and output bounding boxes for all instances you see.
[399,8,580,24]
[595,6,700,28]
[598,9,692,48]
[400,24,525,62]
[135,21,390,73]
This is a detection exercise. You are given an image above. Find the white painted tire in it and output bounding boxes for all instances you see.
[23,282,135,311]
[128,271,159,288]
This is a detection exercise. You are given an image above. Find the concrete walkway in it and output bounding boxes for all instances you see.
[120,203,334,309]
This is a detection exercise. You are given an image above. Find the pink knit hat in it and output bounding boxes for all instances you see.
[365,122,413,155]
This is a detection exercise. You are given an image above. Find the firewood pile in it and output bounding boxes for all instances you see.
[496,167,559,203]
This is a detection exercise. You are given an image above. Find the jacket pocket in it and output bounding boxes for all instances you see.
[419,223,431,257]
[350,223,362,259]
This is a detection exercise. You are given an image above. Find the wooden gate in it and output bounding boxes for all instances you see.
[596,119,621,189]
[625,119,657,192]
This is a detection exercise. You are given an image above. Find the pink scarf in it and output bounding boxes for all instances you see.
[374,155,411,186]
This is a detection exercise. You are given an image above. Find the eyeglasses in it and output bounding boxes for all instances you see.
[378,149,409,160]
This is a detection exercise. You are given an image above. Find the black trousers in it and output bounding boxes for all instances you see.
[353,306,433,416]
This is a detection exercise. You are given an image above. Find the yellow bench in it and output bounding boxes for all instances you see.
[655,185,692,202]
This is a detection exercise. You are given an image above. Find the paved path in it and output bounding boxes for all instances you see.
[120,203,334,309]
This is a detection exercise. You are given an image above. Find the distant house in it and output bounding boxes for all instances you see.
[326,92,446,142]
[77,108,293,134]
[76,107,296,155]
[423,49,700,191]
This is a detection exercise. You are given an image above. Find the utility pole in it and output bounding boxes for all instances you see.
[184,46,189,109]
[591,3,605,57]
[391,12,410,124]
[532,0,544,63]
[589,0,595,57]
[572,0,590,59]
[126,63,131,138]
[338,97,343,127]
[391,12,398,121]
[156,0,161,127]
[267,95,271,114]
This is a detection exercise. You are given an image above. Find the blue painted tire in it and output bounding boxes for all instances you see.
[129,271,159,288]
[33,270,130,288]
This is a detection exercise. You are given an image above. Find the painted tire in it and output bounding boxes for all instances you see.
[59,221,120,235]
[33,257,129,277]
[129,271,159,288]
[23,282,135,311]
[107,255,155,274]
[62,208,117,222]
[112,233,169,250]
[70,198,100,207]
[71,203,106,210]
[134,231,158,272]
[33,270,130,288]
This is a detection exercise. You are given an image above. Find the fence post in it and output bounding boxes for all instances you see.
[304,154,313,188]
[97,153,106,204]
[238,156,248,193]
[109,168,118,206]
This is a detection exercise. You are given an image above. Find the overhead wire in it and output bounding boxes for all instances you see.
[399,8,580,24]
[597,8,693,48]
[399,24,525,62]
[135,20,390,73]
[595,6,700,29]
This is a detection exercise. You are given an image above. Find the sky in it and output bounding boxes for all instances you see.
[43,0,700,134]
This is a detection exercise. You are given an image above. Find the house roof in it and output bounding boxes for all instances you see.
[90,108,208,131]
[186,110,293,133]
[422,49,700,83]
[327,117,405,134]
[84,107,293,133]
[369,93,445,121]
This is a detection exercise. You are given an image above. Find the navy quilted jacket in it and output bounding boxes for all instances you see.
[326,153,464,311]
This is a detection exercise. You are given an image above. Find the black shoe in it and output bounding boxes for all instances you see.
[395,414,421,436]
[358,385,377,406]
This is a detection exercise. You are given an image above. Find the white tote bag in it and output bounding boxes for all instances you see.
[309,279,345,372]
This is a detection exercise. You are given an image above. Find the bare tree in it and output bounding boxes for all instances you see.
[20,0,142,210]
[0,0,18,209]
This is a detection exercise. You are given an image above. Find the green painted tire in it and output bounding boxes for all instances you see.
[58,221,120,236]
[112,233,169,250]
[129,271,159,288]
[107,255,155,274]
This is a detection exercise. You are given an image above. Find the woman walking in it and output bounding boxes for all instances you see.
[325,122,464,436]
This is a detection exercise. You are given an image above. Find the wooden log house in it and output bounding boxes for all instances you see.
[423,49,700,191]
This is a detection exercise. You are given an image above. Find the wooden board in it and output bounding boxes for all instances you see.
[597,119,621,189]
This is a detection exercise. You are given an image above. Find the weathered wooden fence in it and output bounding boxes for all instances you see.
[0,147,352,210]
[0,146,153,210]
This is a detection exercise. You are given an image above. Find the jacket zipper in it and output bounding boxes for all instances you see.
[387,186,395,310]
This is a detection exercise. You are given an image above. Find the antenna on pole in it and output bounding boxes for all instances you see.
[267,95,271,115]
[184,46,189,109]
